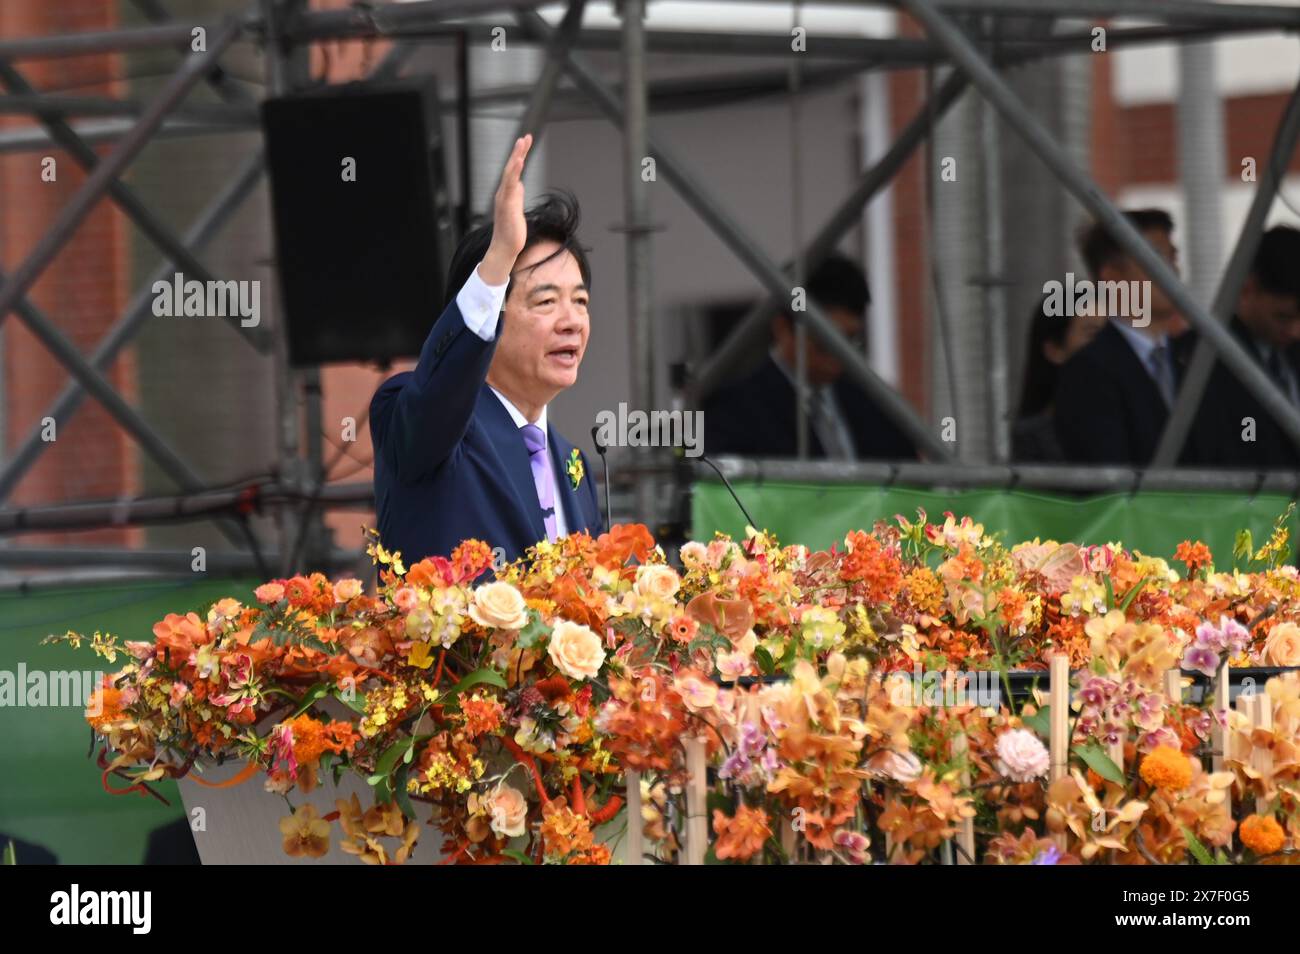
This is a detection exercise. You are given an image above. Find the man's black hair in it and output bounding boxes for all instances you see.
[777,252,872,323]
[1077,208,1174,279]
[444,189,592,309]
[1250,224,1300,306]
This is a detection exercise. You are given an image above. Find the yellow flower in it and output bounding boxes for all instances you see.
[407,641,435,669]
[280,804,331,858]
[566,448,584,489]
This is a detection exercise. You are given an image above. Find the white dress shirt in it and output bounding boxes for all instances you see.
[1110,319,1175,407]
[456,263,569,538]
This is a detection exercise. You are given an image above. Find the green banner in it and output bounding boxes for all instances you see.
[692,480,1298,561]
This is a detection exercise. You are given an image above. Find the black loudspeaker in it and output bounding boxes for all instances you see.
[261,81,456,366]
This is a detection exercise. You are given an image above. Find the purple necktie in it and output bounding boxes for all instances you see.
[520,423,558,543]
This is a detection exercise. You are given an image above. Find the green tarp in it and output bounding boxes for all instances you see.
[692,480,1299,561]
[0,578,256,864]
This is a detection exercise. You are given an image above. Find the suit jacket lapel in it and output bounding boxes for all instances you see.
[477,386,548,544]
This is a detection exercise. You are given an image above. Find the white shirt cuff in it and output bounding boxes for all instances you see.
[456,262,510,341]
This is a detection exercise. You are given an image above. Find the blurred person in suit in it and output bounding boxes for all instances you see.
[1190,225,1300,468]
[370,136,603,565]
[704,253,917,461]
[1053,208,1197,465]
[1012,292,1106,461]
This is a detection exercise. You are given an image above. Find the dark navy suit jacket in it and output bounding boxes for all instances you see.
[1053,321,1200,466]
[703,355,917,460]
[369,296,604,565]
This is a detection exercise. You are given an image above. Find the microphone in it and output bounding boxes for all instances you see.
[590,426,613,531]
[696,453,758,529]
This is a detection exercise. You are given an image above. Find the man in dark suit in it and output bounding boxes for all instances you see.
[370,135,603,565]
[703,254,916,460]
[1054,208,1198,465]
[1191,225,1300,468]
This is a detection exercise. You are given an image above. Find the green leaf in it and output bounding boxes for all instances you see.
[502,848,534,865]
[332,687,367,714]
[1022,706,1051,739]
[754,645,775,676]
[3,840,15,866]
[291,681,332,718]
[369,737,416,802]
[516,610,551,650]
[1234,529,1253,566]
[1117,576,1150,614]
[394,763,415,821]
[1181,825,1219,865]
[1102,574,1115,612]
[1072,740,1125,785]
[448,667,507,699]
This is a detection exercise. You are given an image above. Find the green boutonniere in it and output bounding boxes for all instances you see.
[566,448,584,490]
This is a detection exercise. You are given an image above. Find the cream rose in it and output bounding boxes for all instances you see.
[1264,622,1300,667]
[679,541,708,570]
[333,578,363,603]
[468,581,529,630]
[635,564,681,602]
[547,619,606,681]
[486,784,528,838]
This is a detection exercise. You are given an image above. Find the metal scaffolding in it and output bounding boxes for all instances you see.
[2,0,1300,583]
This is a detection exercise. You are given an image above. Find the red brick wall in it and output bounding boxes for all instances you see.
[0,0,138,548]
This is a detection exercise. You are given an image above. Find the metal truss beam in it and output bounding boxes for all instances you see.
[1152,77,1300,465]
[0,151,266,504]
[691,68,969,401]
[517,8,951,461]
[0,19,253,548]
[902,0,1300,457]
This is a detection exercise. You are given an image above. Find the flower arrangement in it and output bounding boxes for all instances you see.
[51,507,1300,864]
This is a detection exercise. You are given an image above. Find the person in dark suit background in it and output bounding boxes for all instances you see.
[703,253,916,461]
[1053,208,1198,466]
[1012,292,1105,461]
[370,135,603,565]
[1191,225,1300,469]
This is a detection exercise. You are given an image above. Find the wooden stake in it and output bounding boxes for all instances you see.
[683,737,708,866]
[1164,669,1183,705]
[951,732,976,865]
[1236,691,1273,815]
[1211,662,1230,772]
[625,769,643,866]
[1049,654,1070,850]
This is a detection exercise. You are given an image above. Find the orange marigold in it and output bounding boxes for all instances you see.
[902,567,943,616]
[712,805,772,861]
[1239,814,1286,856]
[1139,745,1192,792]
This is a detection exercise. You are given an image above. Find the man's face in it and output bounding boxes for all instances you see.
[775,305,865,387]
[1103,227,1180,329]
[1239,275,1300,349]
[489,241,589,404]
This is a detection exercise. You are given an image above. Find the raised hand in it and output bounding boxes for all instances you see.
[480,134,532,285]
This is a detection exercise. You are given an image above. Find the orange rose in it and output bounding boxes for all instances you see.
[486,784,529,838]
